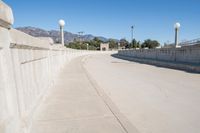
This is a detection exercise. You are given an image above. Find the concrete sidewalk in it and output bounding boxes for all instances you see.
[30,55,134,133]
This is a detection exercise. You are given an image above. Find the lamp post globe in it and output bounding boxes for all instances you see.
[174,22,181,48]
[59,19,65,27]
[174,22,180,30]
[58,19,65,46]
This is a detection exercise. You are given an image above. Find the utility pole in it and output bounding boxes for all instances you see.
[78,31,84,43]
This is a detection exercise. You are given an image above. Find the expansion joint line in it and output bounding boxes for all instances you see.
[81,56,130,133]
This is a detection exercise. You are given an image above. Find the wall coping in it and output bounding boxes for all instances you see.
[0,0,14,28]
[118,46,200,52]
[10,29,51,49]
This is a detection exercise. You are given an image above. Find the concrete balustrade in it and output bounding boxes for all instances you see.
[118,47,200,64]
[117,47,200,72]
[0,1,99,133]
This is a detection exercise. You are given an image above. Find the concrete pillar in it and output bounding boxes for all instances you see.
[60,26,64,46]
[0,1,21,133]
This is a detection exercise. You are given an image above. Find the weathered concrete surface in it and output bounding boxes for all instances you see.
[30,55,137,133]
[0,2,19,132]
[10,28,51,49]
[118,47,200,64]
[0,1,14,28]
[84,54,200,133]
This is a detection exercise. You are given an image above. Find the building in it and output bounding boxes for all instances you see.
[100,43,109,51]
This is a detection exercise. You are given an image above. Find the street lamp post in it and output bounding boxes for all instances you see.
[174,22,180,48]
[130,25,135,49]
[86,44,89,50]
[59,19,65,46]
[131,26,134,42]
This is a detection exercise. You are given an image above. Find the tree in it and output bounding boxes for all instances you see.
[89,37,102,49]
[137,41,141,48]
[108,39,117,49]
[130,39,140,48]
[119,39,129,48]
[67,37,104,50]
[141,39,160,49]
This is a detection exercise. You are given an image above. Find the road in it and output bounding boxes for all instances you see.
[31,53,200,133]
[83,54,200,133]
[31,54,137,133]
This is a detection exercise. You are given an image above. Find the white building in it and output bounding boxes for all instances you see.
[100,43,109,51]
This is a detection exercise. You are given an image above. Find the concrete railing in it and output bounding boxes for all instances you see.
[0,1,99,133]
[118,47,200,64]
[117,47,200,72]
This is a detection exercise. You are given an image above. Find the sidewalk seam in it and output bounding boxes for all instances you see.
[81,55,139,133]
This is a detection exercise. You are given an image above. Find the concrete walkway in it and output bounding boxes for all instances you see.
[31,54,200,133]
[30,55,137,133]
[84,54,200,133]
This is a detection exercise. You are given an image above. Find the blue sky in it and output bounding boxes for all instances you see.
[4,0,200,44]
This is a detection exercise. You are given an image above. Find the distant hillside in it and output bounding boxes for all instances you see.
[16,26,112,44]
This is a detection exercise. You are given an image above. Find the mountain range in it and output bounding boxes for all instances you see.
[16,26,113,44]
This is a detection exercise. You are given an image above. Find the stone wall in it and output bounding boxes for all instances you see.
[0,1,98,133]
